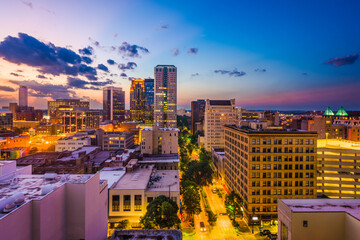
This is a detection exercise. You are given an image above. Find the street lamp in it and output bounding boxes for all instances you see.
[251,211,259,234]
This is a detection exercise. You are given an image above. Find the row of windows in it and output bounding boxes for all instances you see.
[251,164,315,170]
[251,155,315,162]
[251,138,315,145]
[251,189,314,196]
[251,180,314,187]
[251,147,315,153]
[251,172,315,179]
[112,195,142,212]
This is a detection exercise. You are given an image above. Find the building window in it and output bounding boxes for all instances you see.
[134,195,142,211]
[123,195,131,211]
[112,195,120,211]
[303,220,308,227]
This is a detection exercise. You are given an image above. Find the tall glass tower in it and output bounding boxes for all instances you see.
[103,86,125,122]
[144,78,154,123]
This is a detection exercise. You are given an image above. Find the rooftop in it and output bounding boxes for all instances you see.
[146,170,179,192]
[113,165,154,190]
[99,170,126,189]
[225,124,318,135]
[317,139,360,150]
[209,100,232,106]
[280,198,360,221]
[57,146,99,161]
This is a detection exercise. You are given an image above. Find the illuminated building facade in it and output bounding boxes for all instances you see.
[102,131,134,151]
[154,65,177,128]
[317,139,360,198]
[144,78,154,123]
[204,99,237,151]
[48,99,89,124]
[130,78,145,121]
[0,109,13,130]
[140,125,178,155]
[58,107,100,133]
[103,86,125,122]
[224,125,317,222]
[191,99,206,133]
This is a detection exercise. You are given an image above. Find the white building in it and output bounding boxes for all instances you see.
[140,126,179,155]
[154,65,177,128]
[204,99,237,151]
[278,198,360,240]
[0,161,108,240]
[55,135,91,152]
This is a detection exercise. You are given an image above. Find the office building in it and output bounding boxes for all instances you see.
[48,99,90,124]
[211,147,225,179]
[19,86,28,107]
[0,163,108,240]
[140,125,179,155]
[55,135,92,152]
[191,99,206,133]
[144,78,154,123]
[204,99,237,151]
[58,107,100,133]
[317,139,360,198]
[103,86,125,122]
[278,199,360,240]
[0,109,13,130]
[224,125,318,222]
[102,131,134,151]
[154,65,177,128]
[130,78,145,121]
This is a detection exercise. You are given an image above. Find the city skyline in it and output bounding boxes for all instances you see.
[0,0,359,111]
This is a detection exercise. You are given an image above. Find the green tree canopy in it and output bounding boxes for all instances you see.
[140,195,180,229]
[182,159,213,186]
[181,180,201,216]
[225,191,243,220]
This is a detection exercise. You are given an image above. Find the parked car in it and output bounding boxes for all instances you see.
[267,233,277,240]
[212,188,217,193]
[260,229,271,236]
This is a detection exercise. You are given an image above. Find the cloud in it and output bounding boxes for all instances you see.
[118,42,149,58]
[67,77,114,90]
[187,48,198,55]
[81,56,92,64]
[10,72,23,77]
[88,37,100,47]
[118,62,137,71]
[254,68,266,72]
[36,74,47,79]
[160,25,169,29]
[0,86,15,92]
[78,46,93,55]
[21,1,33,9]
[110,73,118,77]
[0,33,97,80]
[97,64,108,72]
[324,53,359,67]
[171,48,179,57]
[120,73,127,77]
[302,72,308,76]
[10,80,75,99]
[191,73,199,77]
[114,33,118,38]
[214,69,246,77]
[107,59,116,65]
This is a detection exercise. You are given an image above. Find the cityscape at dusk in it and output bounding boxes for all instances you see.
[0,0,360,110]
[1,1,360,240]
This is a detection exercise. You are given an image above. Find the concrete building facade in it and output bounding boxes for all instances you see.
[140,126,179,155]
[103,86,125,122]
[19,86,28,107]
[102,131,134,151]
[204,99,237,151]
[191,99,206,133]
[224,125,318,222]
[55,135,92,152]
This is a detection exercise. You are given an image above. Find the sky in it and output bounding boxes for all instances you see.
[0,0,359,111]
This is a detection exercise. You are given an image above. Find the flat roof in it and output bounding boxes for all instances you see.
[113,166,154,190]
[280,199,360,221]
[317,139,360,150]
[0,174,93,203]
[100,170,126,189]
[209,100,232,106]
[58,146,99,161]
[146,170,179,192]
[225,125,318,135]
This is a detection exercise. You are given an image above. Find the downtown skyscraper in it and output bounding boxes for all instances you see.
[130,78,145,121]
[154,65,177,128]
[103,86,125,122]
[144,78,154,123]
[19,86,28,107]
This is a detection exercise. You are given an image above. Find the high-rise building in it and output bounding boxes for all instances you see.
[58,107,100,133]
[130,78,145,121]
[19,86,28,107]
[191,99,206,133]
[204,99,237,151]
[140,125,179,155]
[154,65,177,128]
[144,78,154,123]
[103,87,125,122]
[48,99,89,123]
[224,125,318,222]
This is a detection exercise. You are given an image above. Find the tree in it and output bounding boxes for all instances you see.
[115,220,129,230]
[182,160,213,186]
[181,180,201,217]
[207,210,218,226]
[140,195,180,229]
[225,191,243,220]
[29,147,38,154]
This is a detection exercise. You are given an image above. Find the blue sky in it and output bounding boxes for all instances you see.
[0,0,359,110]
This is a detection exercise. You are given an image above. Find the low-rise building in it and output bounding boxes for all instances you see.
[102,131,134,151]
[211,147,225,179]
[55,135,91,152]
[110,229,182,240]
[0,109,13,130]
[140,126,179,155]
[0,132,30,150]
[0,163,108,240]
[278,198,360,240]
